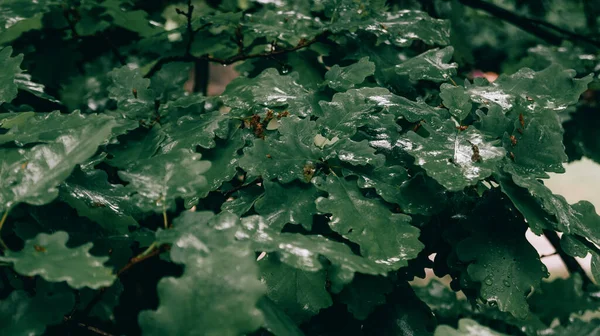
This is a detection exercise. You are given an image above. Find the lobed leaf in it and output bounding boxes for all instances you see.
[0,231,116,289]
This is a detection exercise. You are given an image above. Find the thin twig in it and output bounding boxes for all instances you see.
[80,244,169,316]
[63,316,116,336]
[76,322,116,336]
[459,0,600,48]
[544,230,593,287]
[177,0,196,57]
[223,177,263,199]
[0,210,9,250]
[145,31,328,78]
[163,208,169,229]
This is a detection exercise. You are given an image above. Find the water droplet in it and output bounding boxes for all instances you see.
[483,264,488,269]
[503,280,511,287]
[484,277,493,285]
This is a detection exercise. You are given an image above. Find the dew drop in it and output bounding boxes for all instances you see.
[484,277,493,285]
[503,280,511,287]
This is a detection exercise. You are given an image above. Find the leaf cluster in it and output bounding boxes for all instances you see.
[1,0,599,335]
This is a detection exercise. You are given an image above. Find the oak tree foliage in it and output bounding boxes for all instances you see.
[0,0,599,335]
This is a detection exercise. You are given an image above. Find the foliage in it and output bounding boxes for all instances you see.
[0,0,599,335]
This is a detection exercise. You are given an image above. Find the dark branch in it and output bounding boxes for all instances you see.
[544,230,593,287]
[459,0,600,48]
[181,0,196,56]
[223,177,263,199]
[145,31,327,78]
[62,317,116,336]
[80,244,170,317]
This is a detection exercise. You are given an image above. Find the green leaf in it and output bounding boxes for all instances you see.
[395,47,457,82]
[162,112,230,150]
[0,111,35,128]
[339,274,393,320]
[254,179,319,230]
[324,138,385,167]
[539,318,600,336]
[474,105,511,139]
[456,194,547,318]
[107,125,165,169]
[528,274,594,325]
[221,184,264,216]
[0,289,74,336]
[0,231,116,289]
[355,165,409,204]
[14,73,60,103]
[239,215,389,281]
[0,46,23,104]
[199,128,246,195]
[397,173,447,216]
[0,0,51,44]
[414,279,467,320]
[315,175,423,270]
[0,110,124,146]
[222,69,316,117]
[259,254,332,323]
[466,64,592,112]
[401,119,505,191]
[118,150,210,211]
[501,168,600,244]
[0,119,116,212]
[59,168,139,234]
[316,88,383,137]
[440,83,472,121]
[328,7,450,47]
[362,284,435,335]
[239,117,320,183]
[324,57,375,91]
[100,0,159,37]
[243,10,323,47]
[140,211,265,336]
[108,66,156,120]
[435,319,508,336]
[257,297,305,336]
[366,89,448,123]
[503,103,567,175]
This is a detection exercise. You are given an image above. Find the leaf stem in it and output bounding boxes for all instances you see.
[0,210,9,250]
[163,207,169,229]
[543,230,593,287]
[223,177,263,199]
[81,244,170,316]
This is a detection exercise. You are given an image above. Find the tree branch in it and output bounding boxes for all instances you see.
[543,230,593,287]
[177,0,197,57]
[145,32,328,78]
[79,244,170,317]
[62,317,116,336]
[223,176,263,199]
[459,0,600,48]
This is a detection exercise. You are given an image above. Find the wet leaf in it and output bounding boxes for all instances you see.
[315,175,423,270]
[0,231,116,289]
[401,119,505,191]
[324,57,375,91]
[396,47,457,82]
